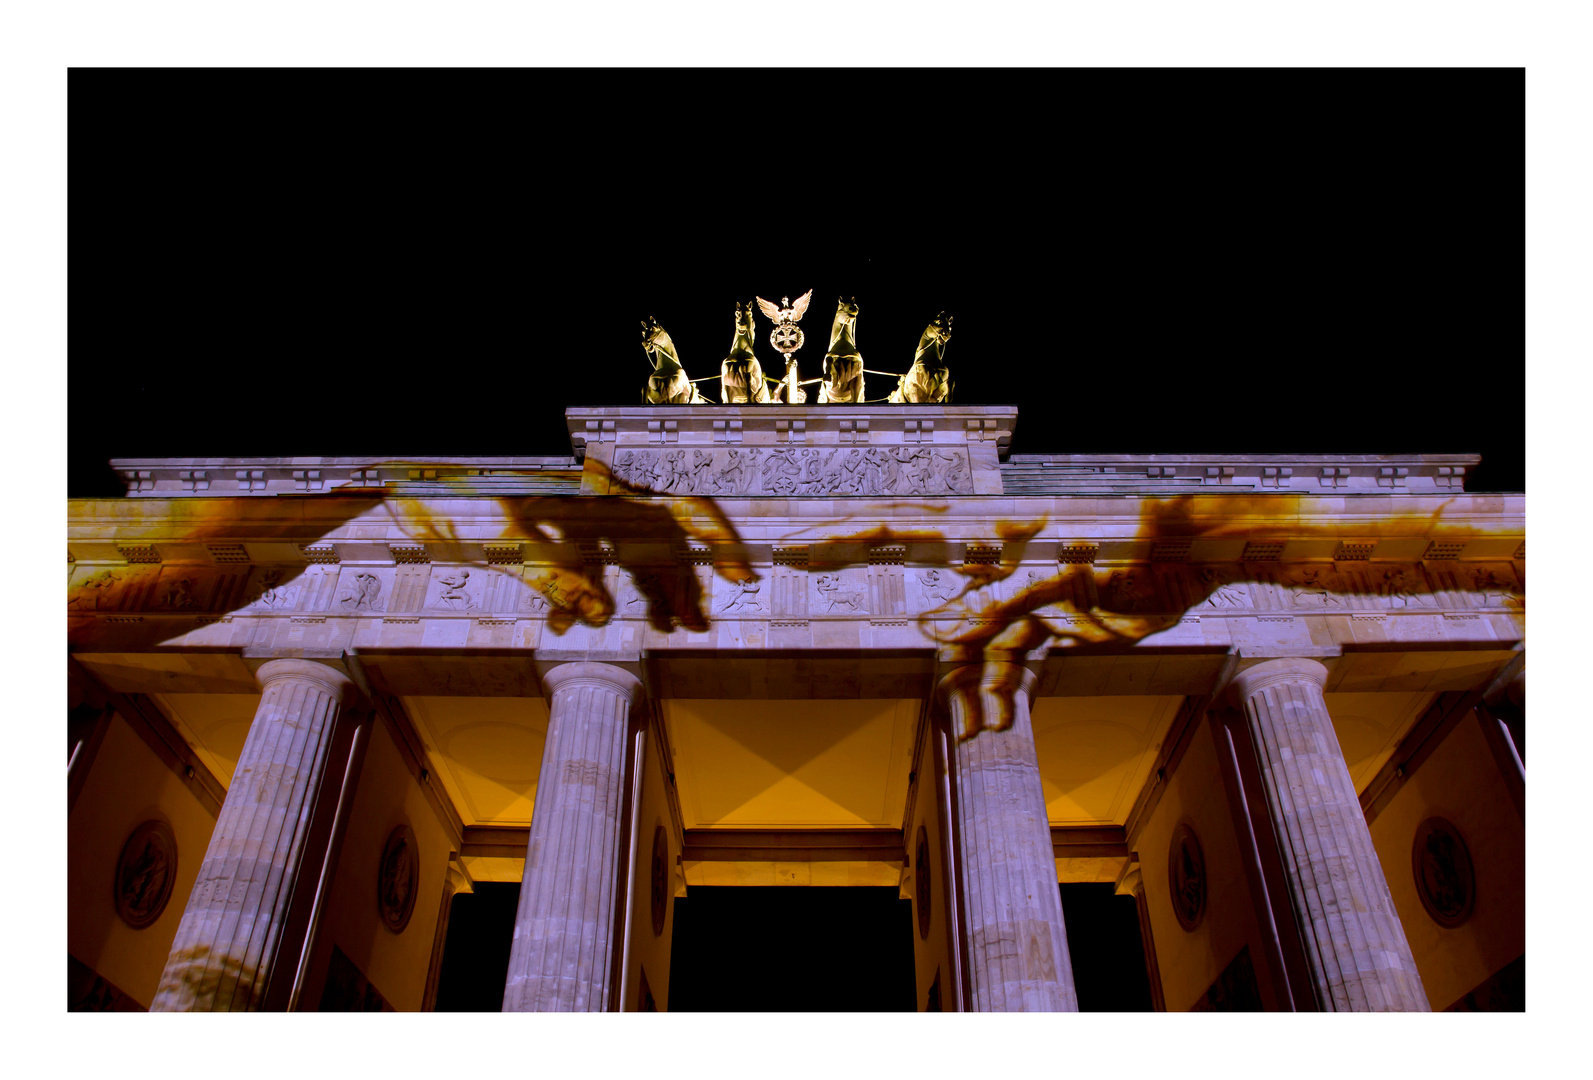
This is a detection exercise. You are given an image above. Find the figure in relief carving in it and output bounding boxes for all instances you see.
[862,448,890,495]
[1101,570,1151,612]
[339,572,383,610]
[612,450,635,488]
[1198,567,1249,607]
[889,311,953,404]
[1470,568,1519,606]
[797,448,829,494]
[902,447,937,492]
[720,301,771,404]
[816,573,866,612]
[661,450,689,493]
[716,448,762,494]
[71,569,120,609]
[1381,568,1428,608]
[691,450,714,494]
[934,448,969,492]
[255,569,289,607]
[763,448,801,495]
[1288,567,1342,607]
[718,578,765,613]
[436,569,473,610]
[833,448,866,494]
[641,316,707,404]
[162,578,196,609]
[820,297,866,404]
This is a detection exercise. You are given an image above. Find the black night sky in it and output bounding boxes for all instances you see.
[66,70,1524,1014]
[68,70,1523,495]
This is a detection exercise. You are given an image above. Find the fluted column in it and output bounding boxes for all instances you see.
[502,662,643,1011]
[151,658,353,1011]
[1231,658,1427,1011]
[939,664,1077,1011]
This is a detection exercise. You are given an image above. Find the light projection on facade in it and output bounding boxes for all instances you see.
[67,318,1524,1015]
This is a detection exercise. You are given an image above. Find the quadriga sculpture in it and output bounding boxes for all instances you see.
[640,316,706,404]
[819,296,865,404]
[889,310,954,404]
[720,300,771,404]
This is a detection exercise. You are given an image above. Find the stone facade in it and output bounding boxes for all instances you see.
[67,405,1525,1011]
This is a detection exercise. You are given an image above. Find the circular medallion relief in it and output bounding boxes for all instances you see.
[377,824,419,933]
[115,820,177,929]
[650,825,669,937]
[915,825,932,940]
[1169,822,1207,931]
[1412,817,1476,928]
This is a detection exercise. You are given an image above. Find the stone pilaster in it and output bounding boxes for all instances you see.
[1116,861,1165,1011]
[422,859,473,1011]
[939,664,1077,1011]
[1231,658,1428,1011]
[502,662,643,1012]
[151,658,353,1011]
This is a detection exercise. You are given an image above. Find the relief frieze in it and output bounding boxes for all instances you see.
[610,445,975,497]
[68,554,1526,626]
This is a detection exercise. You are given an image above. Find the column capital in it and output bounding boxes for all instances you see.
[254,657,354,701]
[540,661,644,704]
[1231,656,1328,698]
[1114,857,1144,899]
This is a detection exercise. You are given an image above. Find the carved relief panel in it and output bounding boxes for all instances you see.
[68,565,159,612]
[333,566,392,613]
[612,445,976,497]
[243,566,302,612]
[811,569,870,615]
[425,565,482,612]
[714,574,768,615]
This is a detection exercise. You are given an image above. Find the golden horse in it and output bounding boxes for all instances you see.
[641,316,706,404]
[719,300,771,404]
[889,311,953,404]
[819,296,865,404]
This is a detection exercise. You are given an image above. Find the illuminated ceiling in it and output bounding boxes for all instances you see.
[151,692,258,787]
[663,698,919,830]
[1031,695,1181,827]
[1326,691,1436,793]
[403,695,549,828]
[149,687,1435,839]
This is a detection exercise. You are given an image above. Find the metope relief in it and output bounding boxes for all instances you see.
[1465,566,1522,609]
[915,568,962,606]
[335,568,387,612]
[424,566,484,612]
[249,568,296,610]
[610,445,975,497]
[716,576,767,614]
[1196,567,1250,608]
[813,570,869,614]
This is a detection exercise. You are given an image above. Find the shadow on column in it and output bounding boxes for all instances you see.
[1060,883,1155,1012]
[669,887,916,1012]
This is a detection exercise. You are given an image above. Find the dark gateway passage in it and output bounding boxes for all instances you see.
[435,882,1153,1011]
[669,886,917,1012]
[434,882,519,1012]
[1061,883,1155,1012]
